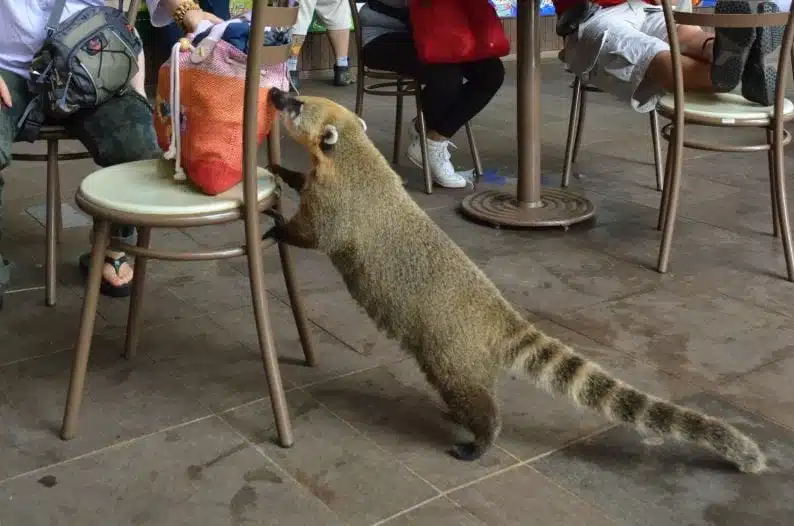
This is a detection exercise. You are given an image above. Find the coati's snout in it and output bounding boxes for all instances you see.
[269,90,368,156]
[269,87,303,124]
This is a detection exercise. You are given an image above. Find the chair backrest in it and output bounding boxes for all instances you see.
[660,1,794,128]
[243,1,299,209]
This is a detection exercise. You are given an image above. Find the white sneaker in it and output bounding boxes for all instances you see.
[407,137,467,188]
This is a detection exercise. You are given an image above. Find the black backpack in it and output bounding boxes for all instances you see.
[17,0,143,142]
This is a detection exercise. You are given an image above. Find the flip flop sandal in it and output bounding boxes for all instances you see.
[711,0,757,92]
[79,253,133,298]
[741,1,784,106]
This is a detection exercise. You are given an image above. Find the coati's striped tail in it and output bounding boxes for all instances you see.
[509,328,766,474]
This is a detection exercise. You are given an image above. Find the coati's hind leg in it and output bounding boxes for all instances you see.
[438,382,501,462]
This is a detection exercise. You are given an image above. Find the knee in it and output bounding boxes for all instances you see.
[473,59,505,95]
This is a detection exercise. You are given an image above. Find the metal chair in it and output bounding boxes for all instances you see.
[9,0,141,307]
[561,65,665,192]
[349,0,483,194]
[60,4,315,448]
[656,1,794,280]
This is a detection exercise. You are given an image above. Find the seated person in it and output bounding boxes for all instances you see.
[555,0,785,113]
[0,0,221,305]
[359,0,505,188]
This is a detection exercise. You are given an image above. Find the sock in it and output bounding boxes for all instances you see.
[287,56,298,72]
[335,56,349,68]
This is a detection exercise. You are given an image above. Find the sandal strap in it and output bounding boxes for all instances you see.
[104,254,129,275]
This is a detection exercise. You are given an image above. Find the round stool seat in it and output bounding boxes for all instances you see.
[78,159,277,216]
[658,92,794,123]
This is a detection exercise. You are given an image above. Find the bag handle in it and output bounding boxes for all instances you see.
[46,0,69,36]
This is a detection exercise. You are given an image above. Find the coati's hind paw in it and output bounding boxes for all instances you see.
[448,442,484,462]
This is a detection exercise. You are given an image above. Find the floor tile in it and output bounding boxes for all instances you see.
[448,465,620,525]
[0,416,344,526]
[532,393,794,526]
[0,340,209,482]
[307,359,518,490]
[221,390,439,526]
[379,496,480,526]
[717,355,794,431]
[549,286,794,385]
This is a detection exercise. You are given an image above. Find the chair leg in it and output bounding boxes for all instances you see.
[54,153,63,244]
[562,77,584,188]
[45,140,59,307]
[464,122,484,187]
[393,80,404,165]
[657,136,674,231]
[275,199,316,367]
[245,134,293,446]
[572,82,588,165]
[657,126,684,274]
[415,89,432,194]
[770,126,794,281]
[649,110,664,192]
[767,128,781,238]
[355,67,365,117]
[124,227,152,360]
[61,220,111,440]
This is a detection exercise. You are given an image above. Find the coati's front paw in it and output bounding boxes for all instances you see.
[262,224,286,242]
[448,442,484,462]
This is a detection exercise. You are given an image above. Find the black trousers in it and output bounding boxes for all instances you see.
[362,32,505,138]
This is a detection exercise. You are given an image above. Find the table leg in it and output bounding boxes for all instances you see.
[460,0,595,228]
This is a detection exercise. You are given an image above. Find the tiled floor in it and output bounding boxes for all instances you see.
[1,61,793,525]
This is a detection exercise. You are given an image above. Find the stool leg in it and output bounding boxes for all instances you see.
[767,128,781,238]
[45,140,59,307]
[61,220,111,440]
[562,77,584,188]
[415,88,432,195]
[393,79,404,165]
[464,122,483,187]
[650,110,664,192]
[124,227,152,360]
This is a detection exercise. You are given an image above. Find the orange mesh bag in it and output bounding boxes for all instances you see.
[153,18,289,195]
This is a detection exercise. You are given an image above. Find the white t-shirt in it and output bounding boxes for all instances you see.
[0,0,172,78]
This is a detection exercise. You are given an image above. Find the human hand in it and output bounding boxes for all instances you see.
[182,9,223,33]
[0,77,11,109]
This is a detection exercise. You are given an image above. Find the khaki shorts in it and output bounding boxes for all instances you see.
[562,0,670,113]
[293,0,352,36]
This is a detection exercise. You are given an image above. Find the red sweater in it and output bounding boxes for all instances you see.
[553,0,655,15]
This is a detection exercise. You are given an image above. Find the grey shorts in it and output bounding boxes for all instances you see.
[562,0,670,112]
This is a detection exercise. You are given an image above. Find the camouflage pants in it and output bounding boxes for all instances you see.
[0,68,161,296]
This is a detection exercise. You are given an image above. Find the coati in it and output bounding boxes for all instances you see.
[263,87,766,474]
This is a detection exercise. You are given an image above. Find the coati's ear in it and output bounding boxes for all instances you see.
[358,117,367,132]
[320,124,339,153]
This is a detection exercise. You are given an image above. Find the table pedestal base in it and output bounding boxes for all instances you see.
[460,188,595,228]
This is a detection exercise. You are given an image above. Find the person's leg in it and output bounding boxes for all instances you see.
[640,11,718,93]
[0,69,34,306]
[288,0,319,90]
[65,90,161,295]
[427,58,505,139]
[363,33,467,188]
[316,0,353,85]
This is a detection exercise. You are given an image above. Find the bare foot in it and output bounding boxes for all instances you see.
[103,250,133,287]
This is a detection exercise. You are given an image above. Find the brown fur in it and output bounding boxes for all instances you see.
[265,88,766,473]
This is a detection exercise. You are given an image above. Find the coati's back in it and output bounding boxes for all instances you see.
[322,136,526,357]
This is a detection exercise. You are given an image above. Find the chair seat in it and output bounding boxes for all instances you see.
[658,92,794,123]
[78,158,277,216]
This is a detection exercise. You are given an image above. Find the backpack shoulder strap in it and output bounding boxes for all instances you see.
[46,0,69,36]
